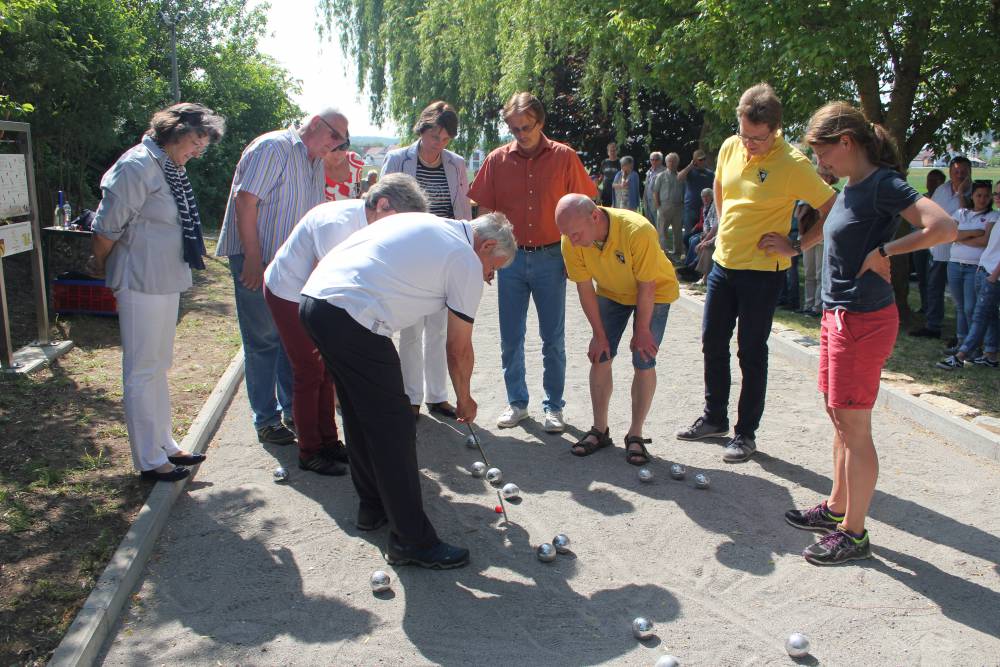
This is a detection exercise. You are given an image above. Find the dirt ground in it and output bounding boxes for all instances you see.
[98,286,1000,666]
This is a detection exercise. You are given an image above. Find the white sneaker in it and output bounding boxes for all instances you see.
[496,405,529,428]
[543,410,565,433]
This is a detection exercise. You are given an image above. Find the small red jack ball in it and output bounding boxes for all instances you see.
[494,505,503,513]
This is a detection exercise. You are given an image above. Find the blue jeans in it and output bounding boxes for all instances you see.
[947,262,979,344]
[497,245,566,412]
[228,254,293,429]
[702,264,783,439]
[959,269,1000,356]
[684,233,701,269]
[597,297,671,370]
[682,207,700,235]
[925,259,948,332]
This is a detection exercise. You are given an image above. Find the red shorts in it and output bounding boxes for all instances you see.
[818,304,898,409]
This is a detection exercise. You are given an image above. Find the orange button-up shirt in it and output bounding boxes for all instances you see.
[468,135,597,246]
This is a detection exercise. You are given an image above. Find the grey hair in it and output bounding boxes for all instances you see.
[620,156,634,166]
[665,152,679,166]
[701,188,714,199]
[649,151,663,161]
[471,212,517,268]
[364,173,428,213]
[304,107,347,127]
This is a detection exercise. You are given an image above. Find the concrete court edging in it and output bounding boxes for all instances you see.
[48,348,246,667]
[674,292,1000,462]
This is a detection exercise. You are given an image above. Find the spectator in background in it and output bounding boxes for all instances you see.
[89,103,225,482]
[613,156,640,211]
[681,187,718,278]
[381,100,473,420]
[654,152,685,255]
[912,168,946,314]
[678,149,715,237]
[600,141,618,206]
[468,92,598,433]
[643,152,665,224]
[693,188,719,282]
[776,206,802,311]
[945,180,996,355]
[911,156,972,338]
[360,171,378,195]
[324,149,365,200]
[216,107,350,446]
[797,166,839,316]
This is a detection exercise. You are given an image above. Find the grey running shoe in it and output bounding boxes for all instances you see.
[676,416,729,441]
[785,502,842,533]
[973,355,999,368]
[935,355,965,370]
[257,423,296,445]
[722,434,756,463]
[803,528,871,565]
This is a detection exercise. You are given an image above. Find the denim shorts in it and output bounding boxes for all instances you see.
[597,296,671,369]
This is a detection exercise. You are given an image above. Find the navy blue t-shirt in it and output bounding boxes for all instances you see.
[822,168,920,312]
[684,167,715,211]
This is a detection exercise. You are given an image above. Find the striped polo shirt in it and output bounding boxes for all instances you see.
[216,128,325,263]
[416,160,454,218]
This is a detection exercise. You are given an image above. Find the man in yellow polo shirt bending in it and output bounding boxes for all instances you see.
[676,83,836,463]
[556,194,679,466]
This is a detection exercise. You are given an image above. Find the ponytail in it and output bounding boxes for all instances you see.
[805,101,903,174]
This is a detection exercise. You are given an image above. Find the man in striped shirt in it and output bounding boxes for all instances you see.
[216,108,350,446]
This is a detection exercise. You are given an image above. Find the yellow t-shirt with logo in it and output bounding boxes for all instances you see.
[562,207,679,305]
[713,133,835,271]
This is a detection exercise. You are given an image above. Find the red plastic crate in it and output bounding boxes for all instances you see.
[52,279,118,316]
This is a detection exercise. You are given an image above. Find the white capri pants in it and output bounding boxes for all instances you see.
[116,288,183,471]
[398,308,449,405]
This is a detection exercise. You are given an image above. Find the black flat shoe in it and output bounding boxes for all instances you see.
[386,538,470,569]
[426,401,457,419]
[139,466,190,482]
[298,454,347,476]
[167,453,206,466]
[319,440,349,464]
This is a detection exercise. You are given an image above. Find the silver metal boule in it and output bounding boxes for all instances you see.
[694,473,710,489]
[501,482,520,499]
[655,656,680,667]
[552,533,570,553]
[464,434,478,449]
[669,463,686,480]
[536,543,557,562]
[470,461,486,477]
[370,570,391,593]
[486,467,503,484]
[638,467,654,483]
[632,616,654,640]
[785,632,810,658]
[273,466,289,482]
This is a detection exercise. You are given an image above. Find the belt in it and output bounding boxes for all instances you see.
[518,241,560,252]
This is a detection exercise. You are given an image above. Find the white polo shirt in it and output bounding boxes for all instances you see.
[978,219,1000,274]
[950,209,999,266]
[930,181,971,262]
[264,199,369,302]
[301,212,484,337]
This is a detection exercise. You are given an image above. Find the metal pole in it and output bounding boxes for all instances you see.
[19,125,51,345]
[169,22,179,103]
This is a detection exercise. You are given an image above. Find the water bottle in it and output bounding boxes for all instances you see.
[62,196,73,230]
[55,191,66,228]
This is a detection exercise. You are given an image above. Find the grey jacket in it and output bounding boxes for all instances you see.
[380,141,473,220]
[92,135,192,294]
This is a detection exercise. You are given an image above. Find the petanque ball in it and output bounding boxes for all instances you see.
[669,463,686,480]
[273,466,289,482]
[785,632,810,658]
[552,533,571,554]
[370,570,391,593]
[694,473,710,489]
[536,543,557,562]
[632,616,654,640]
[638,467,654,483]
[470,461,487,477]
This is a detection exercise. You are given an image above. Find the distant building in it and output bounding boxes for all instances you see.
[363,144,397,167]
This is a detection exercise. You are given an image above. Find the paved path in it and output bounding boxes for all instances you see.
[100,288,1000,666]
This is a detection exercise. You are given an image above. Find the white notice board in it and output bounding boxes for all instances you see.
[0,221,33,257]
[0,154,30,219]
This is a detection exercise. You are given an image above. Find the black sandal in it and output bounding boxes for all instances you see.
[624,435,652,466]
[571,427,612,457]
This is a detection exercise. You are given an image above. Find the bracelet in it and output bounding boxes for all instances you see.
[790,239,802,255]
[878,243,888,258]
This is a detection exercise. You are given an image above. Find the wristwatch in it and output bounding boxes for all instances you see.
[790,239,801,255]
[877,243,889,258]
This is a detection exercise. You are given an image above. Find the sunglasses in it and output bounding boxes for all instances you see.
[316,116,351,151]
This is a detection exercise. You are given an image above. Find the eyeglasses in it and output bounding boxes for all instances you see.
[316,116,350,151]
[506,119,539,136]
[736,130,772,145]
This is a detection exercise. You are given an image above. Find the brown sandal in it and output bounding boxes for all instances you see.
[571,427,612,457]
[624,435,651,466]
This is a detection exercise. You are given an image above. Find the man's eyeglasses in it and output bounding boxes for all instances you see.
[507,119,539,136]
[736,131,772,145]
[317,115,350,151]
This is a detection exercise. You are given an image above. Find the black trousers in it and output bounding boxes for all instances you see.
[300,296,438,548]
[701,264,783,440]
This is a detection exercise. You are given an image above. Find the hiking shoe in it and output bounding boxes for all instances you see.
[386,539,470,569]
[258,423,296,445]
[722,434,757,463]
[298,454,347,476]
[973,355,999,368]
[497,405,529,428]
[935,355,965,370]
[785,501,843,533]
[676,416,729,441]
[803,528,871,565]
[543,410,565,433]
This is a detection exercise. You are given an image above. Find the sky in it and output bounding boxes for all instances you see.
[256,0,396,138]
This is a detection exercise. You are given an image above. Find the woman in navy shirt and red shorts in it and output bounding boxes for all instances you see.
[759,102,956,565]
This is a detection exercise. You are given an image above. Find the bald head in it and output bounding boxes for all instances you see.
[556,194,603,247]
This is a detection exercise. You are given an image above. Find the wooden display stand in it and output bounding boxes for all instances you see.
[0,120,73,373]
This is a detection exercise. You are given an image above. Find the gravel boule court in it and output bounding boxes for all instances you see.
[99,287,1000,666]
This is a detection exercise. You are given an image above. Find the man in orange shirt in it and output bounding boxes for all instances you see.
[469,92,597,433]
